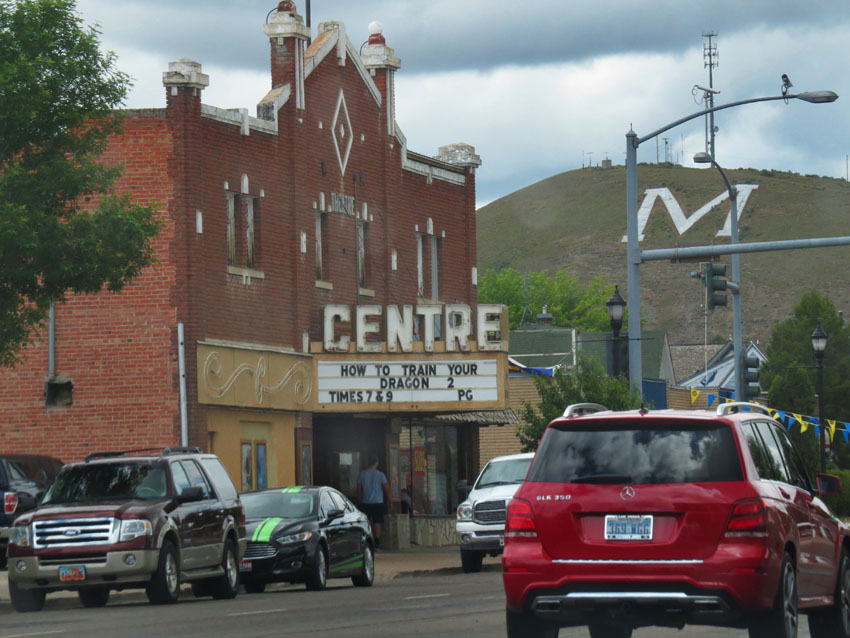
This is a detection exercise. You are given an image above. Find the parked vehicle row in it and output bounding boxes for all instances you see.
[4,447,374,613]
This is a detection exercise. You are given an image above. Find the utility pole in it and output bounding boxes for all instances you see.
[703,32,719,158]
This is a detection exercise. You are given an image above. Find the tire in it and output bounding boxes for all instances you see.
[506,608,558,638]
[78,587,111,608]
[352,544,374,587]
[305,545,328,591]
[461,548,484,573]
[588,620,633,638]
[9,581,46,613]
[211,539,240,600]
[146,539,181,605]
[809,548,850,638]
[749,551,797,638]
[244,581,266,594]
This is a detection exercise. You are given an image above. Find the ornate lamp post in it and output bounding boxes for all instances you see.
[811,324,828,473]
[606,285,626,377]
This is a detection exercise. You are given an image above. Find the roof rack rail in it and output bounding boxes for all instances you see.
[562,403,609,418]
[162,446,202,456]
[83,447,166,462]
[716,402,771,417]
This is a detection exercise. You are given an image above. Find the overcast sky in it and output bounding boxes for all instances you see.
[75,0,849,206]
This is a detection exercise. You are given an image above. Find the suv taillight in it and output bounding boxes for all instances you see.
[4,492,18,515]
[724,499,769,538]
[240,503,246,526]
[505,498,537,540]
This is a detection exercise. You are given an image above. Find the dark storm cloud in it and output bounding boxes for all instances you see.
[81,0,849,75]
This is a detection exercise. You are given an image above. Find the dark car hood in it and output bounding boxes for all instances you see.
[246,516,310,542]
[18,500,168,523]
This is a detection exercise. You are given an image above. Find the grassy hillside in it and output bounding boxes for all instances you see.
[476,164,850,346]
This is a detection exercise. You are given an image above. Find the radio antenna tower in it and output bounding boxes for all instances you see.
[703,32,719,158]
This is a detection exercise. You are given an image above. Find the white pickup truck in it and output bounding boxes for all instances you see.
[455,452,534,573]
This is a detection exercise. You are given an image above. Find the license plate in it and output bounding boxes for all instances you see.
[59,565,86,582]
[240,559,252,572]
[604,514,653,541]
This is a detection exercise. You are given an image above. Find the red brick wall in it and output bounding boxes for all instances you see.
[0,113,180,462]
[0,30,478,462]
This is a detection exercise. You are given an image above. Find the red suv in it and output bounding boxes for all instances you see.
[502,402,849,638]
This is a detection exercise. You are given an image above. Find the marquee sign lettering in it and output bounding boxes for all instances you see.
[621,185,759,243]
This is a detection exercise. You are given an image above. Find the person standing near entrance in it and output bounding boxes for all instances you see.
[357,455,391,549]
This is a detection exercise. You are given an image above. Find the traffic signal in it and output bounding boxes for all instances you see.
[743,356,760,400]
[704,262,728,311]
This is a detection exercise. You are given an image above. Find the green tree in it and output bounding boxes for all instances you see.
[517,358,643,451]
[0,0,159,366]
[478,267,618,331]
[761,291,850,470]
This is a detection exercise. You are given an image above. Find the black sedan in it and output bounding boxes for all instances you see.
[239,486,374,592]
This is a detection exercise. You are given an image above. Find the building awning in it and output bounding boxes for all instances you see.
[432,409,519,425]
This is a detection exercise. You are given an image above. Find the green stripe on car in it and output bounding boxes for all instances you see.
[251,517,283,542]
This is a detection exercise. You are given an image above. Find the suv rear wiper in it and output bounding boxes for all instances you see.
[571,474,633,484]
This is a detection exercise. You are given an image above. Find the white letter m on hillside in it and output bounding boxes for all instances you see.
[620,185,759,242]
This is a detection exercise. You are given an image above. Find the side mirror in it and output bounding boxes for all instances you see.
[320,508,344,526]
[456,480,472,498]
[816,473,842,496]
[176,486,205,503]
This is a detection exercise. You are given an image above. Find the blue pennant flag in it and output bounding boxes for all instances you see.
[811,417,820,425]
[815,426,820,438]
[844,429,850,443]
[708,394,717,408]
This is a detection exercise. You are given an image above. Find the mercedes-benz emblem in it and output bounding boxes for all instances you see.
[620,486,636,500]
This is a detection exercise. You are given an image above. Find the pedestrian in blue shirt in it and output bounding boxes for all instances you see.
[357,455,390,549]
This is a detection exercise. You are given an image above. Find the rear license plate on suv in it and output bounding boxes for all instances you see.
[59,565,86,582]
[604,514,653,541]
[240,559,252,572]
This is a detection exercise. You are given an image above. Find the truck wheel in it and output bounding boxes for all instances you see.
[78,587,111,608]
[460,548,484,573]
[808,548,850,638]
[211,539,240,599]
[506,608,558,638]
[146,540,181,604]
[9,582,46,612]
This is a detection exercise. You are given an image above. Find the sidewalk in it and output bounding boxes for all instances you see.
[0,545,501,604]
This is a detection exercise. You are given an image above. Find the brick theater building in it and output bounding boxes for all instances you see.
[0,2,512,519]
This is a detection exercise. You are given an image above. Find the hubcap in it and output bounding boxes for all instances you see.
[364,547,374,582]
[318,551,326,585]
[226,548,238,589]
[783,562,798,638]
[841,556,850,632]
[165,552,178,595]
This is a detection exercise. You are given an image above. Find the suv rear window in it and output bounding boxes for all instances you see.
[43,462,168,503]
[528,422,743,485]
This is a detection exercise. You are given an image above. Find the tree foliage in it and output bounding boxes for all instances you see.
[517,358,643,452]
[478,268,619,331]
[761,291,850,470]
[0,0,159,366]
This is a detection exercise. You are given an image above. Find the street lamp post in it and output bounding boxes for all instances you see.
[625,90,838,395]
[607,285,626,377]
[693,152,744,399]
[811,324,828,473]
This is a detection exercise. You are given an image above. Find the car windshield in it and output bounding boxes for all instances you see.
[475,457,532,489]
[43,463,168,503]
[528,422,743,485]
[241,490,317,520]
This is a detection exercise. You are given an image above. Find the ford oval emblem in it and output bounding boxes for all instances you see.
[64,528,81,537]
[620,486,636,500]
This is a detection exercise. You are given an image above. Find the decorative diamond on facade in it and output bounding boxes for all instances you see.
[332,90,353,176]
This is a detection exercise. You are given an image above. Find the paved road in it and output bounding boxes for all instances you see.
[0,568,812,638]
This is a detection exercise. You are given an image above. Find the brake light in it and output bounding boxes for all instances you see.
[505,498,537,540]
[4,492,18,515]
[725,499,769,538]
[240,503,246,526]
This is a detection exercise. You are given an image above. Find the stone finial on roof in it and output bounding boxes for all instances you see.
[162,59,209,91]
[360,21,401,71]
[277,0,296,12]
[435,143,482,169]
